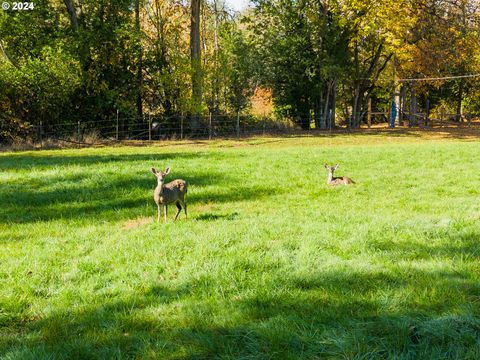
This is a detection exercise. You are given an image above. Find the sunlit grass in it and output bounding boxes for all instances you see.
[1,133,480,359]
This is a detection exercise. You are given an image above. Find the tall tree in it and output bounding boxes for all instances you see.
[135,0,143,119]
[190,0,202,127]
[63,0,79,31]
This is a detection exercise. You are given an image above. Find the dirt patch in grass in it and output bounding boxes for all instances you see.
[123,217,152,229]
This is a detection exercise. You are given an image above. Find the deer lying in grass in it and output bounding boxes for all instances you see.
[151,167,188,222]
[324,164,355,186]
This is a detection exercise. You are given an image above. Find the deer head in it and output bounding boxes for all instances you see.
[151,166,171,187]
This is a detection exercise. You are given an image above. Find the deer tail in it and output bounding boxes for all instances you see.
[179,180,187,194]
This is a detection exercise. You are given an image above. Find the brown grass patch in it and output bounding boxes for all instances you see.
[4,124,480,153]
[123,217,152,229]
[195,202,215,213]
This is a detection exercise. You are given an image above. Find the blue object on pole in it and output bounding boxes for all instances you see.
[389,100,397,128]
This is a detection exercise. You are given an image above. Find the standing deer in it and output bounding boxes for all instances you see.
[324,164,355,186]
[151,167,188,222]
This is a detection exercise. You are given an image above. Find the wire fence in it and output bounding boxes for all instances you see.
[32,114,297,147]
[366,110,480,128]
[25,110,480,148]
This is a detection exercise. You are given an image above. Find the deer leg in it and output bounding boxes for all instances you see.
[164,205,168,223]
[183,200,187,219]
[174,202,182,221]
[157,204,161,223]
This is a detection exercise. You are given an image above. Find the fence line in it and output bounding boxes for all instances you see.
[29,111,480,147]
[33,114,298,146]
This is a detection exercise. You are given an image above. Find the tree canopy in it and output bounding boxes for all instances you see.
[0,0,479,141]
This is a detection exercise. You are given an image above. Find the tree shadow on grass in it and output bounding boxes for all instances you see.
[0,169,276,224]
[0,150,280,225]
[367,230,480,261]
[194,212,239,221]
[2,261,479,359]
[0,152,213,170]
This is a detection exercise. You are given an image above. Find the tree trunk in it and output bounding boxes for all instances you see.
[0,41,16,67]
[350,41,390,129]
[367,97,372,128]
[351,43,360,129]
[190,0,202,129]
[213,0,219,114]
[456,81,463,122]
[399,86,407,126]
[321,82,331,130]
[316,90,323,129]
[300,117,310,130]
[393,54,400,126]
[330,80,336,129]
[409,88,417,127]
[425,98,430,127]
[352,85,360,128]
[63,0,79,31]
[135,0,143,120]
[394,87,400,127]
[299,101,310,130]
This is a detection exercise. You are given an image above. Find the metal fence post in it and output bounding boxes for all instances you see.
[77,121,81,143]
[367,98,372,128]
[236,110,240,138]
[116,109,119,140]
[148,113,152,141]
[39,121,43,149]
[180,113,184,140]
[209,112,212,140]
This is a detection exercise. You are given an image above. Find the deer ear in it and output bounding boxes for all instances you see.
[151,167,158,175]
[324,164,328,169]
[164,167,171,175]
[334,164,339,170]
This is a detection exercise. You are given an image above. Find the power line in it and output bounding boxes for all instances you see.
[364,73,480,82]
[397,73,480,82]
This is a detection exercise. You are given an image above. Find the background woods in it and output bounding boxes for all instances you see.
[0,0,479,142]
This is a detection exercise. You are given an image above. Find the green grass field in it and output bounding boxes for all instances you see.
[1,133,480,359]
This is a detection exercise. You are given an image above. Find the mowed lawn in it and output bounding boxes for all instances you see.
[1,133,480,359]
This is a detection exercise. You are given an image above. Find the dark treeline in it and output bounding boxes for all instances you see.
[0,0,479,142]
